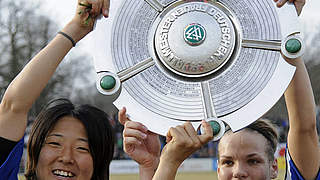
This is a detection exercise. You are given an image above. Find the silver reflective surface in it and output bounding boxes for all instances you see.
[154,1,236,77]
[95,0,299,135]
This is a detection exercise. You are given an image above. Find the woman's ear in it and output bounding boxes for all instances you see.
[270,158,278,179]
[217,159,221,177]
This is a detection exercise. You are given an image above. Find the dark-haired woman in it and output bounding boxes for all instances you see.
[0,0,118,179]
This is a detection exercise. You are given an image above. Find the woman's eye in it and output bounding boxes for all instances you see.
[47,142,61,146]
[77,147,90,152]
[222,160,233,166]
[248,159,259,165]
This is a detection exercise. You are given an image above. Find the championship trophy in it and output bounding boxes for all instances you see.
[92,0,304,140]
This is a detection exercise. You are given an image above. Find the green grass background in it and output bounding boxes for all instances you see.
[109,170,285,180]
[19,170,285,179]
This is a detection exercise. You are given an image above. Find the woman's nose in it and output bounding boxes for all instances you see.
[233,163,249,179]
[58,147,75,164]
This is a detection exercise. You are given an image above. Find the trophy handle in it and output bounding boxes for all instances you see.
[200,117,226,141]
[96,71,122,102]
[242,33,305,59]
[96,57,155,102]
[281,33,305,59]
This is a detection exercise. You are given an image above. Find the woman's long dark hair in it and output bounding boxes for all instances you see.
[25,98,115,180]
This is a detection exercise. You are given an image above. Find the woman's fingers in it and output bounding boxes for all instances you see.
[77,0,109,25]
[102,0,110,17]
[119,107,148,132]
[198,120,214,144]
[123,136,142,146]
[120,111,149,147]
[274,0,305,16]
[183,122,201,148]
[123,122,148,140]
[166,122,211,150]
[274,0,287,8]
[123,137,142,154]
[166,125,185,143]
[85,0,109,17]
[124,120,148,132]
[118,107,129,125]
[86,0,102,16]
[122,121,149,153]
[164,122,210,165]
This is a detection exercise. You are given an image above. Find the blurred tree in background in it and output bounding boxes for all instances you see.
[0,0,102,125]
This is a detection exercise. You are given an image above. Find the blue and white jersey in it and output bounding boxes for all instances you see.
[0,138,23,180]
[285,146,320,180]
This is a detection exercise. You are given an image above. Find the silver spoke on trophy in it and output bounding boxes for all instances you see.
[242,39,282,51]
[200,81,226,141]
[200,81,216,120]
[144,0,164,12]
[242,35,304,59]
[117,57,155,82]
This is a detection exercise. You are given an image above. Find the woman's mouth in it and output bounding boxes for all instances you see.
[52,169,75,178]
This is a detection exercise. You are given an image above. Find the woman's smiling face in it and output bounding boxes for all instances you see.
[36,116,93,180]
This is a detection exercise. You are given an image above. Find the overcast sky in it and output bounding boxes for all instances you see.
[32,0,320,26]
[31,0,319,44]
[30,0,320,62]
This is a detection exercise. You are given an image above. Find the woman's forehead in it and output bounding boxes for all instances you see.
[218,130,268,156]
[49,116,88,139]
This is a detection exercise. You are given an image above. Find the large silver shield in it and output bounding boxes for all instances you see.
[92,0,303,139]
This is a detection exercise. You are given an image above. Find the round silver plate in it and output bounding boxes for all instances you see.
[154,1,236,78]
[92,0,299,136]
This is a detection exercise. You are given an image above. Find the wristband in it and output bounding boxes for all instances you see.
[58,31,76,47]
